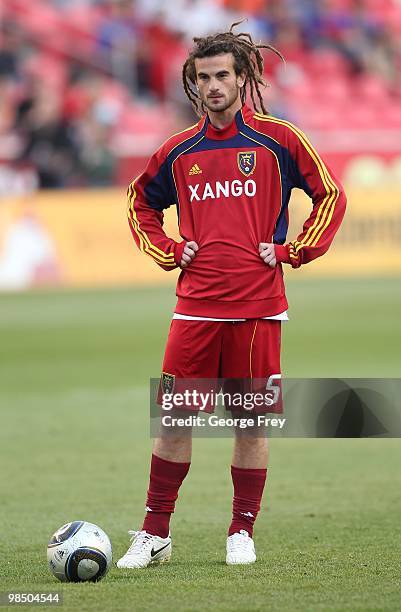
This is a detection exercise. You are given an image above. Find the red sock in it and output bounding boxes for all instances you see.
[142,454,190,538]
[228,465,267,537]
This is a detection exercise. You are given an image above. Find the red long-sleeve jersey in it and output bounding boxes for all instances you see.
[127,104,346,318]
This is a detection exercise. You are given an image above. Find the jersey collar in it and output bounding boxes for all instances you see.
[200,104,253,140]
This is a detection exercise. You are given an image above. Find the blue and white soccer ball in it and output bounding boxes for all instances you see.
[47,521,112,582]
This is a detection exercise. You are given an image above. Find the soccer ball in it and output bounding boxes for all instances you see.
[47,521,112,582]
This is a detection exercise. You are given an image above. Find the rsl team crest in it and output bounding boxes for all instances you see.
[237,151,256,177]
[161,372,175,394]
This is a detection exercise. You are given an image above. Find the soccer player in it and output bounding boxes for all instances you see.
[117,23,346,568]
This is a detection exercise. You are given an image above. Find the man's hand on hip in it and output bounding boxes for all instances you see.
[259,243,277,268]
[181,241,199,268]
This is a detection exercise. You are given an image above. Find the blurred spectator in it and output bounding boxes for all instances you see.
[96,0,143,93]
[17,82,80,188]
[0,22,21,79]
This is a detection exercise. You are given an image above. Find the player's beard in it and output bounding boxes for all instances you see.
[203,85,241,114]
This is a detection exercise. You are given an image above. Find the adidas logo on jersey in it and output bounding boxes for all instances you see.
[189,163,202,175]
[189,179,257,202]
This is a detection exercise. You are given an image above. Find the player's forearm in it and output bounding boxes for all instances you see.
[127,215,184,271]
[127,194,184,271]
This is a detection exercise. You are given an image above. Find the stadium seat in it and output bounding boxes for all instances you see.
[342,104,378,129]
[314,77,350,104]
[381,102,401,128]
[296,101,340,130]
[356,75,389,105]
[306,48,348,79]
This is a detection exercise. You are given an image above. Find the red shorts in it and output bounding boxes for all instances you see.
[160,319,282,414]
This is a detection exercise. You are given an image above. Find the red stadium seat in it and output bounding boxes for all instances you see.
[342,103,378,129]
[295,102,340,130]
[314,77,350,104]
[306,48,348,79]
[382,102,401,128]
[356,75,389,104]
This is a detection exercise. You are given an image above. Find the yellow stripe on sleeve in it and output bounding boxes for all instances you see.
[127,180,176,265]
[253,114,340,253]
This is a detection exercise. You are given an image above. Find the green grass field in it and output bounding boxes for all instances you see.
[1,277,401,611]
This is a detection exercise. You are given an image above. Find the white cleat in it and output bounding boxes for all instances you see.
[116,530,172,569]
[226,529,256,565]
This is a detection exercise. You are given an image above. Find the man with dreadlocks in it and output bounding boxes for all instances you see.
[118,23,346,568]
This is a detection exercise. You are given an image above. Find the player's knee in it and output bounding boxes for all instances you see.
[158,410,193,442]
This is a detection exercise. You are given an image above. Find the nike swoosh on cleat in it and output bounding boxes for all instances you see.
[150,542,170,557]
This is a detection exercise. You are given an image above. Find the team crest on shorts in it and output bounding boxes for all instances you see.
[161,372,175,394]
[237,151,256,177]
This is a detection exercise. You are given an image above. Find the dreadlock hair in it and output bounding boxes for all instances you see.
[182,21,284,117]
